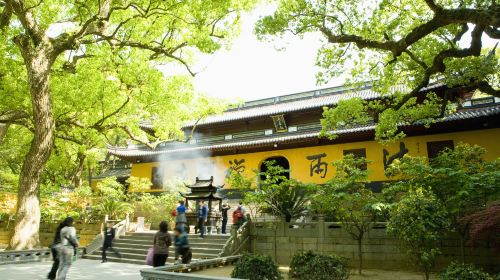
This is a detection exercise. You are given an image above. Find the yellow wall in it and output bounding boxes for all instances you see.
[129,128,500,191]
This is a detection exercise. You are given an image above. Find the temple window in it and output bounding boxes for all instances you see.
[427,140,454,158]
[343,148,367,170]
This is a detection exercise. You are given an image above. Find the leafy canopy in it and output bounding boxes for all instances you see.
[256,0,499,142]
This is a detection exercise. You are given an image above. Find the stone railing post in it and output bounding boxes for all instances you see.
[318,215,325,253]
[101,215,109,233]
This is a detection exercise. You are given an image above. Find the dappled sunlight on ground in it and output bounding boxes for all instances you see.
[0,259,148,280]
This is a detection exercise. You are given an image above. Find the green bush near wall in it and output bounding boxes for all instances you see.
[231,254,283,280]
[439,262,493,280]
[289,251,349,280]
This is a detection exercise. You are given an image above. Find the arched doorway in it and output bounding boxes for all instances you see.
[259,156,290,181]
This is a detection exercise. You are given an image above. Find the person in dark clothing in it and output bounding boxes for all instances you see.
[221,202,231,234]
[197,200,208,238]
[47,218,72,280]
[174,227,192,264]
[153,221,172,267]
[101,222,121,263]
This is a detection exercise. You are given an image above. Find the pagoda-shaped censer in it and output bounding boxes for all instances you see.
[182,176,225,233]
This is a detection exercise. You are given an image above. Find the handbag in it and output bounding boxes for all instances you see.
[146,247,155,266]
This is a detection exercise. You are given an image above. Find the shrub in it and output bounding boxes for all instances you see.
[289,251,316,278]
[387,188,451,280]
[439,262,493,280]
[231,254,282,280]
[289,251,349,280]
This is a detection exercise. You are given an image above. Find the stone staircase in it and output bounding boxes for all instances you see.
[83,232,230,265]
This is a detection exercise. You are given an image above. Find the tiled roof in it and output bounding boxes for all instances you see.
[108,104,500,160]
[185,87,380,127]
[139,83,428,130]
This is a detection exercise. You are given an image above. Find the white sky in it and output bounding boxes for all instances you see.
[191,5,343,102]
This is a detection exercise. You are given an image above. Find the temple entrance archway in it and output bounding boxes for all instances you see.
[259,156,290,182]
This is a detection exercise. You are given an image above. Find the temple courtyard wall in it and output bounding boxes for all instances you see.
[0,222,101,248]
[249,219,500,272]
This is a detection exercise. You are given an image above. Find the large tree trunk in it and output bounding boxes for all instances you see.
[8,51,55,250]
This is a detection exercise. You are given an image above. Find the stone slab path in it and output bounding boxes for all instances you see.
[0,259,147,280]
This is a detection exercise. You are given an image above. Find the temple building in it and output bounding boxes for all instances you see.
[99,83,500,193]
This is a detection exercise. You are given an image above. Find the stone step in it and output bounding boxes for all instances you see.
[116,237,228,245]
[106,246,221,255]
[83,254,201,265]
[87,250,218,261]
[112,241,225,250]
[125,232,230,241]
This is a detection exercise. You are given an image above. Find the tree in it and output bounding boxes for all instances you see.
[387,187,451,280]
[255,0,499,142]
[0,0,257,249]
[312,154,380,274]
[385,143,500,261]
[244,161,314,222]
[459,203,500,248]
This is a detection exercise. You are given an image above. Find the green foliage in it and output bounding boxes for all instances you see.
[231,254,283,280]
[40,185,97,222]
[387,188,451,280]
[244,161,314,222]
[132,193,178,227]
[255,0,499,142]
[226,169,253,189]
[320,98,371,140]
[385,143,500,259]
[438,262,493,280]
[289,251,349,280]
[312,154,379,274]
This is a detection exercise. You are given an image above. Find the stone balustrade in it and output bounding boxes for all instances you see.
[141,255,242,280]
[0,249,52,265]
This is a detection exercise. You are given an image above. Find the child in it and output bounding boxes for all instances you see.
[174,227,192,264]
[102,222,121,263]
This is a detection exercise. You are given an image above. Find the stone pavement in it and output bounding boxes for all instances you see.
[0,259,147,280]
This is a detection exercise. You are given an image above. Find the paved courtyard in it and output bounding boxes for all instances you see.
[0,259,147,280]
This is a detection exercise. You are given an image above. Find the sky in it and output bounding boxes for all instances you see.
[189,5,343,102]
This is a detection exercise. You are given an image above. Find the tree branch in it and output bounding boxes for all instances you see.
[92,96,130,129]
[485,26,500,39]
[119,125,158,150]
[423,0,443,13]
[8,0,45,46]
[394,25,486,109]
[0,1,12,30]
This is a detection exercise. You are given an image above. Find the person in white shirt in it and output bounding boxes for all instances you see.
[56,217,79,280]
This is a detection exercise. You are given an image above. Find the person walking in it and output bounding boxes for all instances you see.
[175,200,188,232]
[221,202,231,234]
[152,221,172,267]
[197,200,208,238]
[101,222,121,263]
[47,218,70,280]
[174,227,192,264]
[56,217,79,280]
